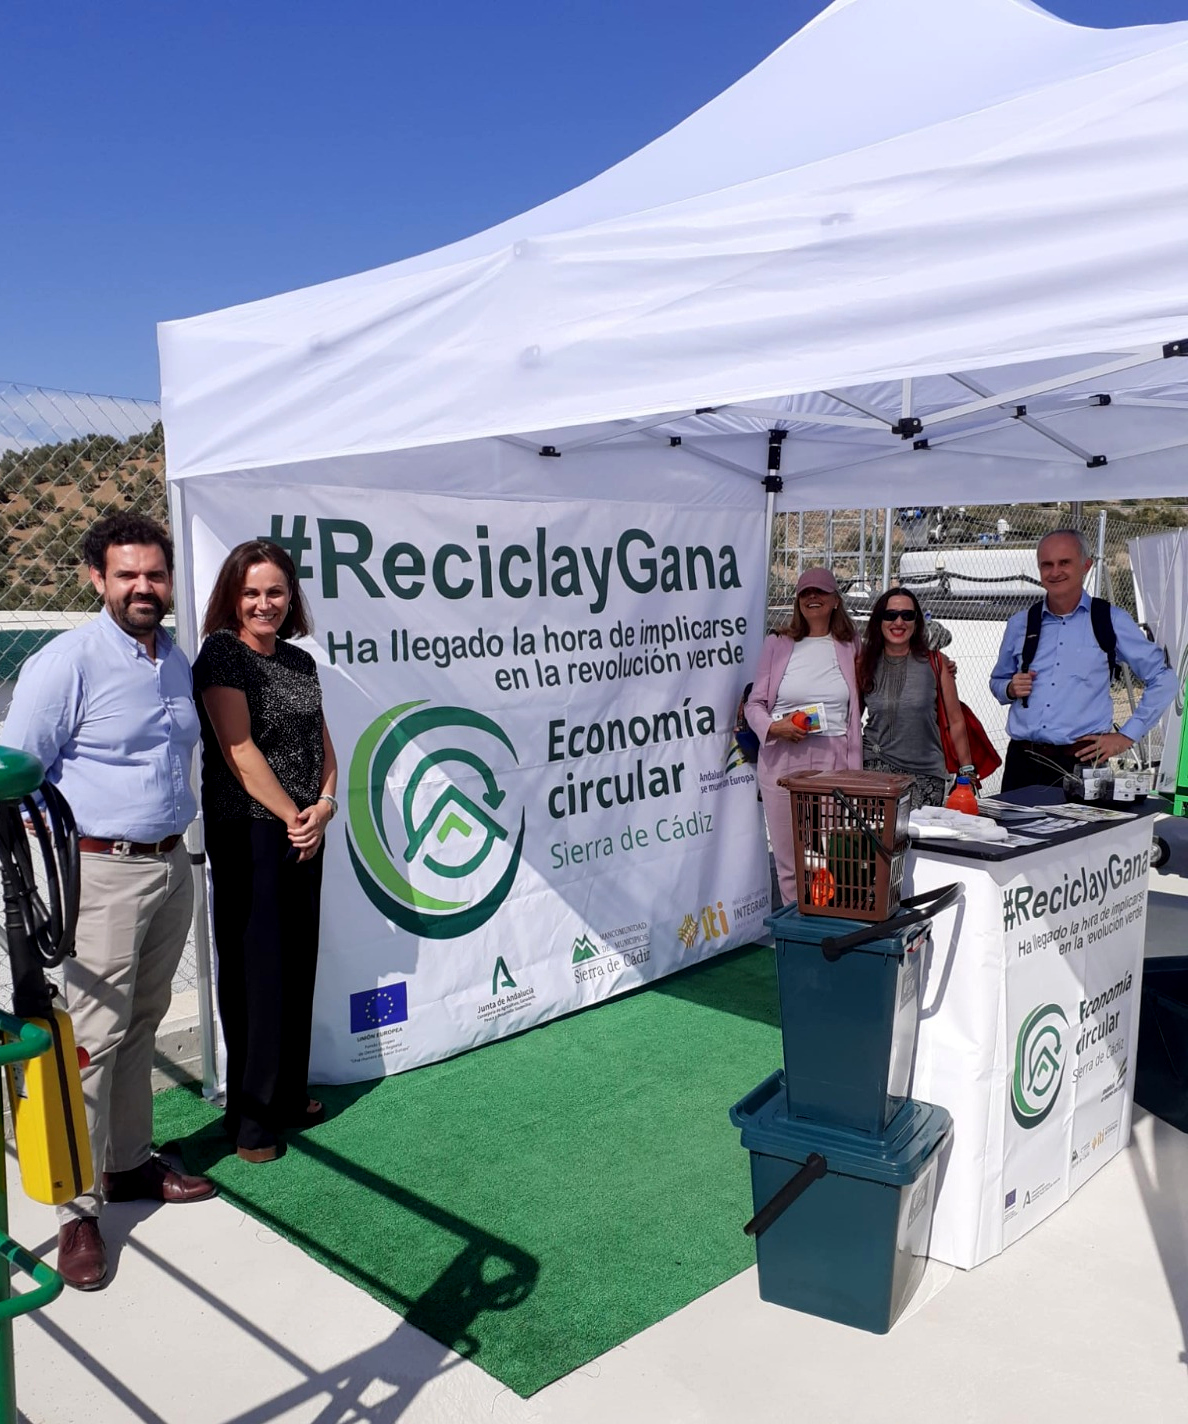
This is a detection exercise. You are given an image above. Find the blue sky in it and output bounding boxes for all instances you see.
[5,0,1188,399]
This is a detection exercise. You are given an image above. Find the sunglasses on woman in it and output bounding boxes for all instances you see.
[880,608,918,623]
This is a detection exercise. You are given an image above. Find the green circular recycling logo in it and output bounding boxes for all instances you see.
[346,701,525,939]
[1011,1003,1069,1129]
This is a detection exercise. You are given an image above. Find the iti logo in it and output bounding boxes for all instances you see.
[347,701,525,938]
[700,900,730,941]
[677,913,700,950]
[1011,1003,1069,1129]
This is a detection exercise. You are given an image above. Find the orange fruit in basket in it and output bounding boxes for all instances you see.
[809,868,836,906]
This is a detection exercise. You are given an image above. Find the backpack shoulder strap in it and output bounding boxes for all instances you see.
[1019,599,1045,673]
[1090,597,1118,678]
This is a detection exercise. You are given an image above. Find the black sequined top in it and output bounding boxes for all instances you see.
[192,629,325,822]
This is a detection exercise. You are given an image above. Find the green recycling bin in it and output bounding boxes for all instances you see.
[769,905,924,1134]
[731,1070,951,1333]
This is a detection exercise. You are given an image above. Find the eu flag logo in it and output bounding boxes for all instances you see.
[1005,1189,1017,1209]
[349,983,409,1034]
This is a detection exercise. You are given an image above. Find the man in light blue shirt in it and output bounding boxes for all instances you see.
[989,529,1177,792]
[3,513,214,1291]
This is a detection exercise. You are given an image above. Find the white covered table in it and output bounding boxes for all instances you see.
[904,794,1157,1269]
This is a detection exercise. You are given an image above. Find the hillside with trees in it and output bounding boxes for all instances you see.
[0,424,166,611]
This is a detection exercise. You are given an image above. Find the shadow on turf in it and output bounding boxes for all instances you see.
[649,942,780,1029]
[161,1086,540,1409]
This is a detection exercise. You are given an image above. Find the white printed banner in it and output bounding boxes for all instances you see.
[999,821,1148,1247]
[908,818,1150,1268]
[178,480,770,1083]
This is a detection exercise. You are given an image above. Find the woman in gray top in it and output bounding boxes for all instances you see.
[857,588,974,809]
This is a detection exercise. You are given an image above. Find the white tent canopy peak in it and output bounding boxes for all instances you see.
[160,0,1188,511]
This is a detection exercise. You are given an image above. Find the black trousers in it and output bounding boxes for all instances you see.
[207,818,324,1151]
[1000,739,1081,794]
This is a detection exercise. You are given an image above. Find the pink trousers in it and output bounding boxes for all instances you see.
[758,735,854,906]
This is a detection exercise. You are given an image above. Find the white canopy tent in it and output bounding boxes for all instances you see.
[160,0,1188,507]
[158,0,1188,1088]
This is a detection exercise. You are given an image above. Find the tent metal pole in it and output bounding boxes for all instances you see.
[165,477,220,1100]
[858,509,867,586]
[883,508,894,588]
[763,485,777,631]
[1095,509,1108,596]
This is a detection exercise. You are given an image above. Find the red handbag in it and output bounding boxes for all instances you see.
[929,652,1002,780]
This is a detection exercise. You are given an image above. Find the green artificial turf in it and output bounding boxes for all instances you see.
[154,944,781,1397]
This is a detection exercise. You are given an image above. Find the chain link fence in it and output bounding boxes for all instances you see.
[770,501,1188,793]
[0,382,199,1007]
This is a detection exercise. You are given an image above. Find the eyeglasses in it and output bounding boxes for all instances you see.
[880,608,918,623]
[798,588,832,599]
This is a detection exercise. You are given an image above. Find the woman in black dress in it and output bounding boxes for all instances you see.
[193,540,337,1162]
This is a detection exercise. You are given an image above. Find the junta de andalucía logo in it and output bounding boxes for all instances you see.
[347,701,525,938]
[1011,1003,1069,1129]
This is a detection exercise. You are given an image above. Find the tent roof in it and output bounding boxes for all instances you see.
[160,0,1188,505]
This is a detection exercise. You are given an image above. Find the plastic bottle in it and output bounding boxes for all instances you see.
[945,775,978,816]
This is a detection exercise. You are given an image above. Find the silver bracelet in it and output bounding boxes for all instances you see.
[318,794,338,817]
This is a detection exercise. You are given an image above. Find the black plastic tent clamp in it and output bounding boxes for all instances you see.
[744,1153,828,1237]
[819,882,964,963]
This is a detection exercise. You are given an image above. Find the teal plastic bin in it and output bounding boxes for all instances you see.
[731,1070,951,1333]
[768,884,959,1135]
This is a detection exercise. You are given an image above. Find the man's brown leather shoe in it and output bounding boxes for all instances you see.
[57,1218,108,1291]
[103,1152,217,1204]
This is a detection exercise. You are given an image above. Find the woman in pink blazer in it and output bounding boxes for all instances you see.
[745,567,863,906]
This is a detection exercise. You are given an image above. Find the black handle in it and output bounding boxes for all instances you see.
[744,1153,828,1237]
[829,787,894,864]
[820,881,964,961]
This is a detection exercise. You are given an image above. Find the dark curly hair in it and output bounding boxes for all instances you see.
[82,513,174,575]
[201,539,312,641]
[857,587,930,694]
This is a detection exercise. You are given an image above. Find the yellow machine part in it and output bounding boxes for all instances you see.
[4,1009,93,1205]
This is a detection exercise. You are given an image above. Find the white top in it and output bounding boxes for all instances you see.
[771,635,848,736]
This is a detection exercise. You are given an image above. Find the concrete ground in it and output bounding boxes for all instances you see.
[10,816,1188,1424]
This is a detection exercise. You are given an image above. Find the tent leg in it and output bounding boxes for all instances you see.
[883,508,894,589]
[858,509,867,587]
[763,485,777,631]
[165,479,221,1100]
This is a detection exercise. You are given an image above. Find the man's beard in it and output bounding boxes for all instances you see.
[110,592,166,636]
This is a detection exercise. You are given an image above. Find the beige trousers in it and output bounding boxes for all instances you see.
[58,842,193,1223]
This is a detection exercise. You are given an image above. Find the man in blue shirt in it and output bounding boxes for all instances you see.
[990,529,1177,793]
[3,513,214,1291]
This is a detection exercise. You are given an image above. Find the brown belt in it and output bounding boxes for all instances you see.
[79,834,183,857]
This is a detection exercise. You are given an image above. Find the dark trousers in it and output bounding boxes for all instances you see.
[1000,740,1081,794]
[207,818,324,1151]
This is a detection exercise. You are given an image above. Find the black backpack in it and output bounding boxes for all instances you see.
[1019,596,1117,683]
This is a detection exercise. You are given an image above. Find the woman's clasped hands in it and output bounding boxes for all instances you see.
[287,800,332,860]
